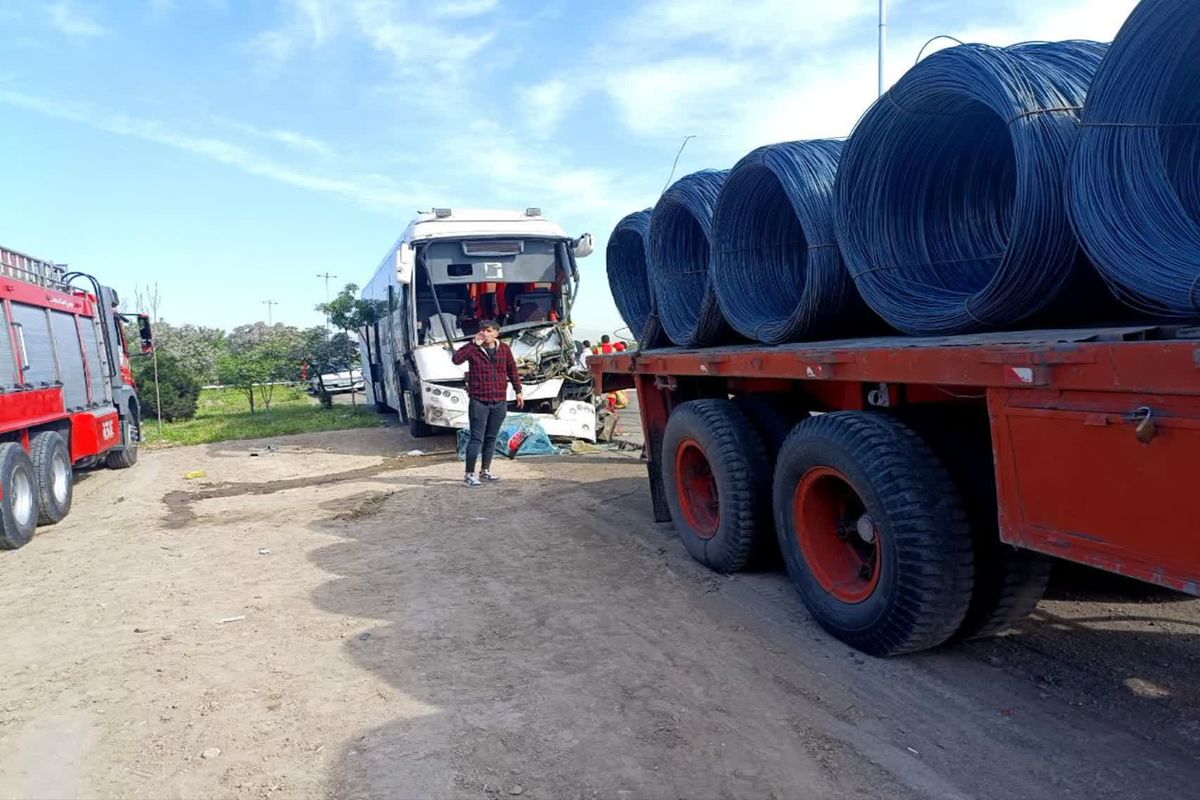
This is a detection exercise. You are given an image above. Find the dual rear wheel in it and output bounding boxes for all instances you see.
[0,432,74,550]
[662,400,1047,656]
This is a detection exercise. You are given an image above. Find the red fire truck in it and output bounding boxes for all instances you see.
[0,245,149,550]
[593,326,1200,656]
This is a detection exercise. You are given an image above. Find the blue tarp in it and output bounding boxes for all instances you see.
[456,414,561,460]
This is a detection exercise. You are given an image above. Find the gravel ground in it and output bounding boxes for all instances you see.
[0,426,1195,799]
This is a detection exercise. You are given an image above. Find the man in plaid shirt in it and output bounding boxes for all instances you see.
[451,319,524,486]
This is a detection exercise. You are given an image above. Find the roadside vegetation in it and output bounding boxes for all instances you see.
[140,386,382,448]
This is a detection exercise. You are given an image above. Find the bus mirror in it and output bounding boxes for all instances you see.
[572,233,594,259]
[396,244,415,283]
[137,314,154,353]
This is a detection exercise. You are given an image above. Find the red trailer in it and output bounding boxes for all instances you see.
[592,325,1200,655]
[0,245,150,550]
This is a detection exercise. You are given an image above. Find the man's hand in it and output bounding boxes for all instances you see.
[473,332,486,346]
[515,393,524,409]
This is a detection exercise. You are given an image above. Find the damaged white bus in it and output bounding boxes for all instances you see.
[359,208,597,440]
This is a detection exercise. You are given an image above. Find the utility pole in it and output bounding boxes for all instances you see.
[315,272,338,303]
[262,299,278,325]
[878,0,888,97]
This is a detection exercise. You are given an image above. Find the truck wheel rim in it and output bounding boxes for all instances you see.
[793,467,881,603]
[11,466,33,527]
[52,452,70,504]
[675,438,719,539]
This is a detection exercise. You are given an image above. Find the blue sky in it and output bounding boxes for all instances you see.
[1,0,1138,337]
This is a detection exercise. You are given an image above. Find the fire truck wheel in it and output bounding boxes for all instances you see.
[662,399,771,574]
[0,442,38,550]
[31,431,72,526]
[106,417,139,469]
[772,412,975,656]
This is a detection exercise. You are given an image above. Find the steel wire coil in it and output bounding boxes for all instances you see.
[712,139,868,344]
[1068,0,1200,318]
[649,169,733,347]
[605,209,667,347]
[834,40,1107,336]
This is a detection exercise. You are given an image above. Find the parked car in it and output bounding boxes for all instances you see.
[309,368,364,395]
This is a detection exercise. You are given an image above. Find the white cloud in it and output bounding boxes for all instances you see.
[0,90,432,211]
[520,79,573,140]
[432,0,500,19]
[46,1,107,37]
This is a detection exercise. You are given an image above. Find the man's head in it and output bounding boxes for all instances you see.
[601,334,611,344]
[582,340,591,348]
[478,319,500,345]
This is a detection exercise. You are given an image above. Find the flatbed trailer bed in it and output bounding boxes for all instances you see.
[592,324,1200,654]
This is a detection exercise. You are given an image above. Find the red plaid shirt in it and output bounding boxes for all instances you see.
[451,340,523,403]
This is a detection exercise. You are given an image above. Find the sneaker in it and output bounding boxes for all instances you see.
[480,470,501,483]
[464,473,482,487]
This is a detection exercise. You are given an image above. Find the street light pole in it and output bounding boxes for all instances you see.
[879,0,888,97]
[315,272,338,303]
[262,299,278,325]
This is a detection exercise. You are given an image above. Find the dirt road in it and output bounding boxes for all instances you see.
[0,428,1196,799]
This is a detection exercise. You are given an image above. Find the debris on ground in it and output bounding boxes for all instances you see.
[184,470,207,480]
[217,615,246,624]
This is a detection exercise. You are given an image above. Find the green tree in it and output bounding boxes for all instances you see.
[316,284,383,407]
[217,325,303,414]
[132,353,200,421]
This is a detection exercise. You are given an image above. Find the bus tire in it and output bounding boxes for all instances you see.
[773,412,974,656]
[31,431,72,525]
[662,399,771,573]
[0,442,38,549]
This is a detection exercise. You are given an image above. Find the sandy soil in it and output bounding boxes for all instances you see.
[0,427,1196,799]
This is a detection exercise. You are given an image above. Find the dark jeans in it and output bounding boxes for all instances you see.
[466,399,507,473]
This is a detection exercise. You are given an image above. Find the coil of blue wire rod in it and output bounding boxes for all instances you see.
[606,209,667,347]
[649,169,733,347]
[1068,0,1200,319]
[712,139,868,344]
[834,40,1107,336]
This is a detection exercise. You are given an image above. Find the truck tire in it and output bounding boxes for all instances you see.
[106,416,139,469]
[772,412,974,656]
[954,545,1050,640]
[662,399,771,573]
[30,431,72,526]
[734,394,803,464]
[0,442,38,549]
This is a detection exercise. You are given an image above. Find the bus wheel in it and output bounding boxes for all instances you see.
[773,412,974,656]
[31,431,72,525]
[0,442,38,549]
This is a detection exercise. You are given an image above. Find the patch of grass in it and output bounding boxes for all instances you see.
[142,386,383,448]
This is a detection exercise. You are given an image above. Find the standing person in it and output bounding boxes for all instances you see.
[613,340,628,353]
[598,334,615,355]
[576,340,592,371]
[451,320,524,487]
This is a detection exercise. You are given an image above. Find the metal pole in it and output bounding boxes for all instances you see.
[878,0,888,97]
[152,346,163,436]
[262,299,278,325]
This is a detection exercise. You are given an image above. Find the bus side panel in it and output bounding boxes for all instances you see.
[990,388,1200,595]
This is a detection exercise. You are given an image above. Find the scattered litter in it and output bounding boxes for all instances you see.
[258,548,271,556]
[201,748,221,760]
[405,449,426,457]
[218,615,246,624]
[133,627,149,634]
[906,746,920,757]
[184,470,207,480]
[999,708,1015,718]
[358,633,371,641]
[569,440,602,455]
[509,786,525,796]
